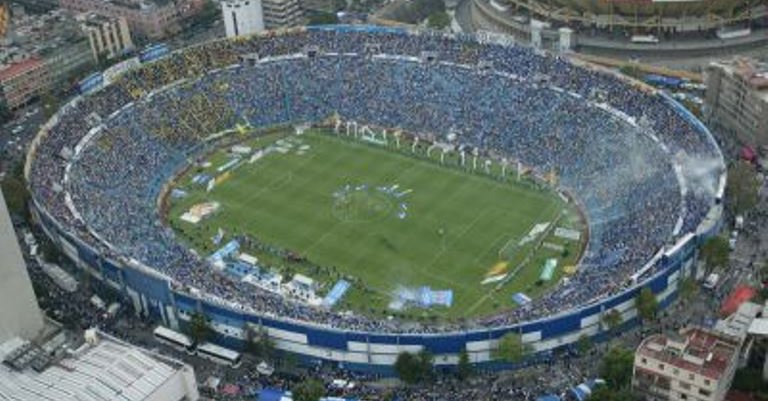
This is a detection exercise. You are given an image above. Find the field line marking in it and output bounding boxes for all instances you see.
[300,220,345,255]
[424,208,489,270]
[463,202,562,316]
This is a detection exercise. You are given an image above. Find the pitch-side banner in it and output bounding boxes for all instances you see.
[103,57,140,86]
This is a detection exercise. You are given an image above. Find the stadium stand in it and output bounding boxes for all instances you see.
[26,25,725,369]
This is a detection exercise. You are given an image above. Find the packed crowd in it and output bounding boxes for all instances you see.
[28,26,722,334]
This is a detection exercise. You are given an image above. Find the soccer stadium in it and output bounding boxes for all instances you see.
[25,25,726,370]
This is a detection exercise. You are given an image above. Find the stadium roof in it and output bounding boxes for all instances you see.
[0,58,41,81]
[0,331,183,401]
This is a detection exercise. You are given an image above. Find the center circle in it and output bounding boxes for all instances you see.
[332,186,394,222]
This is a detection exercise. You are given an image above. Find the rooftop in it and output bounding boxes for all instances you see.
[636,327,740,381]
[0,329,189,401]
[711,58,768,101]
[0,57,42,81]
[1,8,87,66]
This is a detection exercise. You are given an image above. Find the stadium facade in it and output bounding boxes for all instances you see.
[26,25,725,372]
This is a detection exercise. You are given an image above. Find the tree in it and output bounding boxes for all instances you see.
[394,351,421,384]
[590,385,640,401]
[333,0,347,11]
[635,287,658,322]
[0,99,12,125]
[599,346,634,390]
[618,64,640,79]
[726,161,759,215]
[700,236,730,269]
[457,348,472,380]
[417,349,434,381]
[40,90,60,120]
[245,326,276,361]
[307,12,339,25]
[188,0,220,30]
[493,332,532,362]
[292,379,325,401]
[427,11,450,30]
[0,175,29,216]
[602,309,622,333]
[394,350,434,384]
[188,312,212,343]
[679,276,698,303]
[760,264,768,281]
[576,334,593,354]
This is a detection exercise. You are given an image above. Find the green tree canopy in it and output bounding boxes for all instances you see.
[726,161,760,215]
[188,0,220,29]
[457,348,472,380]
[679,276,699,302]
[599,346,635,390]
[700,236,730,269]
[394,350,434,384]
[308,12,340,25]
[427,11,450,30]
[187,312,212,343]
[292,379,325,401]
[0,99,12,125]
[40,91,60,120]
[0,174,29,216]
[576,334,593,354]
[493,332,532,362]
[636,287,658,322]
[590,385,640,401]
[245,326,276,361]
[602,309,622,332]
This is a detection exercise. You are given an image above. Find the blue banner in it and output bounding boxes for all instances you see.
[78,72,103,94]
[140,43,170,63]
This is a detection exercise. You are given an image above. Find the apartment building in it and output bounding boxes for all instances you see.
[632,327,741,401]
[222,0,264,37]
[705,58,768,148]
[60,0,204,39]
[0,58,50,109]
[262,0,303,29]
[80,14,135,61]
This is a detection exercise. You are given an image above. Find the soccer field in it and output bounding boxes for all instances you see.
[168,129,585,320]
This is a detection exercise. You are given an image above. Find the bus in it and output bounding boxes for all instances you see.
[631,35,659,44]
[196,342,242,368]
[153,326,195,354]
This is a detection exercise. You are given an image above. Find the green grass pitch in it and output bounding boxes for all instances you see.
[167,129,585,321]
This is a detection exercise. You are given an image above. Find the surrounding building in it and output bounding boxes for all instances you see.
[7,0,59,14]
[301,0,335,14]
[0,329,200,401]
[40,39,94,86]
[705,58,768,148]
[0,57,50,109]
[0,8,96,108]
[80,14,135,61]
[262,0,302,29]
[222,0,264,38]
[632,327,741,401]
[0,189,199,401]
[0,190,45,343]
[59,0,204,39]
[0,3,8,38]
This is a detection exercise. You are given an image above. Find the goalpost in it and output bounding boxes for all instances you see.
[497,236,519,260]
